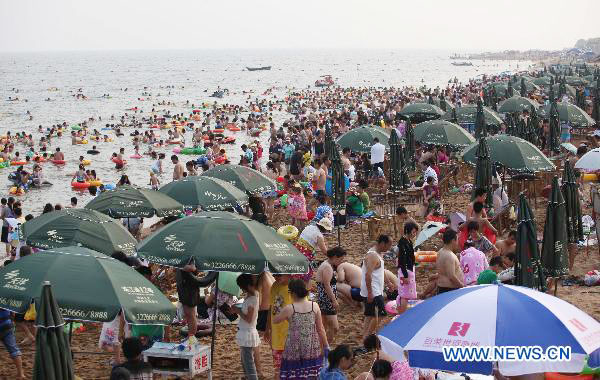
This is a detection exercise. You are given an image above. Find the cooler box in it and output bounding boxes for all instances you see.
[142,342,212,378]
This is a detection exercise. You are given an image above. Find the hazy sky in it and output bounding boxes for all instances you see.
[1,0,598,52]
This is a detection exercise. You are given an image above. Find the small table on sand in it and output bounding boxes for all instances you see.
[143,342,212,379]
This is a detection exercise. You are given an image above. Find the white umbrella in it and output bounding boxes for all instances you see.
[414,221,447,248]
[575,148,600,171]
[560,143,577,155]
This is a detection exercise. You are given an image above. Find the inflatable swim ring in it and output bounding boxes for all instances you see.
[87,150,100,155]
[172,147,181,154]
[415,251,437,263]
[130,154,142,159]
[583,173,598,182]
[81,159,91,166]
[213,128,225,134]
[71,182,90,189]
[71,125,82,131]
[214,156,226,164]
[9,187,25,196]
[51,160,66,165]
[77,140,88,145]
[103,183,116,190]
[181,147,207,155]
[89,180,103,187]
[277,225,298,241]
[222,137,235,144]
[227,125,241,132]
[33,156,46,162]
[0,162,9,169]
[112,158,126,166]
[545,374,593,380]
[11,161,26,166]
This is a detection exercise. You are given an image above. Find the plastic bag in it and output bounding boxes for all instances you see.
[99,316,120,349]
[24,303,36,321]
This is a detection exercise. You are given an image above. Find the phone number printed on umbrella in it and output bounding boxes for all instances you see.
[135,313,172,322]
[0,297,24,309]
[141,255,184,266]
[205,262,256,272]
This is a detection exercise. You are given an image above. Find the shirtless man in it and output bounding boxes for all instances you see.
[341,147,352,172]
[495,230,517,257]
[436,229,464,294]
[466,188,489,219]
[462,201,497,237]
[314,158,327,198]
[53,147,64,161]
[171,155,184,180]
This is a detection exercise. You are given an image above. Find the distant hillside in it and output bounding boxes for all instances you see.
[575,37,600,54]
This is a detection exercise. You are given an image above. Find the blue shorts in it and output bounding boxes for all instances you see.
[1,329,21,358]
[350,287,363,302]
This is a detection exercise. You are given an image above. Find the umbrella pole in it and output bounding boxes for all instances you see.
[210,272,220,368]
[337,211,341,246]
[68,321,73,343]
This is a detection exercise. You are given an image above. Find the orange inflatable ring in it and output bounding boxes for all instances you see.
[415,251,437,263]
[545,374,593,380]
[112,158,126,166]
[214,156,226,164]
[11,161,26,166]
[71,182,90,189]
[51,160,66,165]
[9,187,25,195]
[213,128,225,133]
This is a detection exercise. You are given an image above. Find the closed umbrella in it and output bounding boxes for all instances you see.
[202,164,276,195]
[404,119,416,171]
[548,83,576,98]
[399,103,444,123]
[21,208,137,255]
[0,247,176,324]
[33,281,75,380]
[378,283,600,375]
[438,94,454,111]
[336,126,390,153]
[461,135,554,173]
[541,177,569,278]
[137,211,309,274]
[330,145,346,212]
[324,123,335,159]
[474,98,487,139]
[507,80,514,97]
[413,120,475,148]
[520,78,527,97]
[498,96,540,114]
[527,105,539,146]
[514,193,546,291]
[472,138,493,208]
[562,160,584,246]
[84,185,182,218]
[593,79,600,125]
[388,129,409,192]
[548,97,561,154]
[158,176,248,210]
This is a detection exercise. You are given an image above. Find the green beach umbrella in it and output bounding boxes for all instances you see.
[548,83,576,98]
[443,104,503,127]
[413,120,475,148]
[532,76,553,86]
[498,96,540,114]
[158,176,249,210]
[564,76,589,87]
[548,97,561,154]
[404,119,416,171]
[399,103,444,123]
[0,247,176,324]
[324,123,335,159]
[562,160,584,246]
[336,125,390,153]
[33,281,75,380]
[541,177,569,278]
[21,208,137,255]
[136,211,309,274]
[472,138,493,208]
[487,82,508,98]
[202,164,276,195]
[474,98,487,139]
[543,101,597,128]
[330,145,346,211]
[84,185,182,218]
[217,272,241,297]
[388,129,409,191]
[514,194,546,291]
[520,78,527,97]
[461,135,554,173]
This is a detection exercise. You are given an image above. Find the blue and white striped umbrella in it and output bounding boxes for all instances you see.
[378,284,600,376]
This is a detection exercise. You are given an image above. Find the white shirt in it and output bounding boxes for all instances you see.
[493,187,509,214]
[360,248,385,297]
[370,143,385,164]
[423,166,438,185]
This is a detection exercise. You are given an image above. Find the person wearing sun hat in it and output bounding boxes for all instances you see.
[294,218,332,283]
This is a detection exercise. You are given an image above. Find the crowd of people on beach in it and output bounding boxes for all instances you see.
[0,62,599,379]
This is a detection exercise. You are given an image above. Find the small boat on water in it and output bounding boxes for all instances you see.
[315,75,335,87]
[246,66,271,71]
[451,62,473,66]
[449,54,469,59]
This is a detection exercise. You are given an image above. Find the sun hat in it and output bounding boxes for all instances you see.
[316,217,333,231]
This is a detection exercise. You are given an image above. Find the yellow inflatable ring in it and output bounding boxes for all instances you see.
[88,180,103,187]
[81,159,91,165]
[277,225,299,241]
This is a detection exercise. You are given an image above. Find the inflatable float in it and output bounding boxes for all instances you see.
[71,182,90,189]
[51,160,66,165]
[277,225,299,241]
[9,187,25,196]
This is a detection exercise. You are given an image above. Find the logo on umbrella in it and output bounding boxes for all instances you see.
[3,269,29,291]
[46,229,63,243]
[448,322,471,337]
[164,234,186,252]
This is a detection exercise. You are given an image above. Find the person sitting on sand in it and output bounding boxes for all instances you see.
[110,337,152,380]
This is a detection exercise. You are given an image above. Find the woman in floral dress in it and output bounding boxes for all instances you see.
[274,279,329,380]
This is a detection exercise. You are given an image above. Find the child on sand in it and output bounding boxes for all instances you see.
[232,274,261,380]
[149,171,159,190]
[287,184,308,228]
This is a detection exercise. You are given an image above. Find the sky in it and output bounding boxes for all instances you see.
[1,0,599,52]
